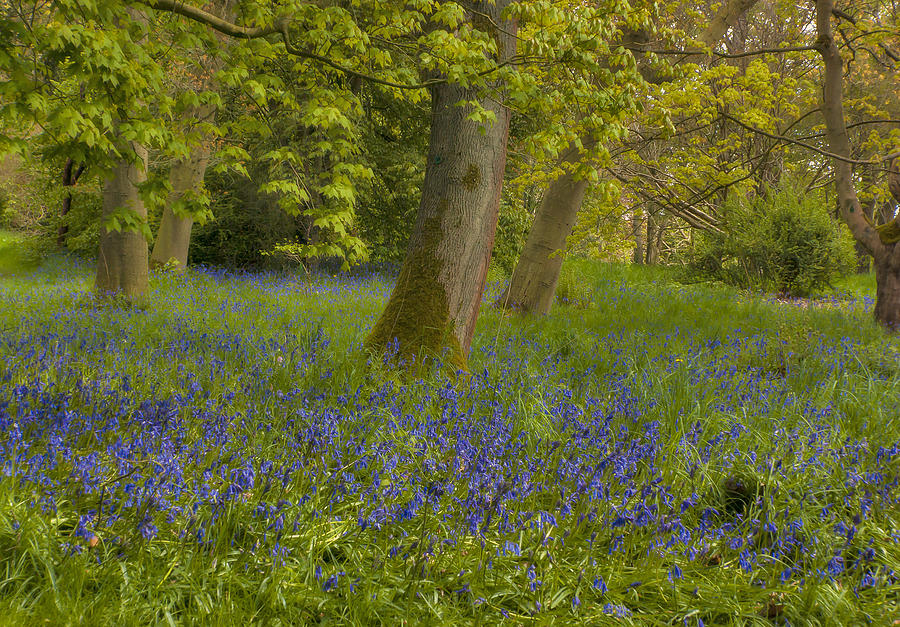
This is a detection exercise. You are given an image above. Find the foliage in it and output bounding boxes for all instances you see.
[0,155,61,233]
[687,183,856,296]
[0,252,898,623]
[189,169,307,268]
[491,193,532,276]
[353,92,429,265]
[0,0,189,229]
[568,178,636,261]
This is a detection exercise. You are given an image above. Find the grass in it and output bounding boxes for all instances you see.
[1,239,899,625]
[0,229,43,275]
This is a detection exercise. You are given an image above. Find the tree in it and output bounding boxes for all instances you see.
[365,1,517,369]
[815,0,900,327]
[365,0,659,367]
[149,102,217,271]
[0,2,193,295]
[96,140,150,296]
[500,0,761,315]
[149,6,229,271]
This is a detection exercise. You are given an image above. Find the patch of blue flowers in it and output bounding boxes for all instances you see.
[1,263,898,621]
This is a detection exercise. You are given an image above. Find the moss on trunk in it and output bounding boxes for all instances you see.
[366,212,466,371]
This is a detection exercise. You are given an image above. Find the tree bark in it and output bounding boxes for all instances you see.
[645,212,659,265]
[150,103,216,271]
[367,2,515,369]
[632,211,645,265]
[95,143,150,297]
[498,145,589,314]
[874,255,900,327]
[699,0,761,48]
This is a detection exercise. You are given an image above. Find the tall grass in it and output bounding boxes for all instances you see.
[1,241,898,624]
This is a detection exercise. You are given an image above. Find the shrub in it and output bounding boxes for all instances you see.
[687,183,855,297]
[190,169,309,268]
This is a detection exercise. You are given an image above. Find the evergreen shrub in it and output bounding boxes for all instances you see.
[688,183,855,297]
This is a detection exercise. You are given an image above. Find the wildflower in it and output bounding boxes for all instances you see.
[826,556,844,577]
[138,519,158,540]
[603,603,632,618]
[669,564,683,581]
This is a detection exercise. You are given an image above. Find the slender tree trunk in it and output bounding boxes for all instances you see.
[498,146,589,314]
[367,2,515,369]
[95,142,150,297]
[498,0,760,315]
[645,212,660,265]
[632,212,645,264]
[57,159,85,248]
[150,104,216,271]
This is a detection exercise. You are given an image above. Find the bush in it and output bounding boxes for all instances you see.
[0,155,65,235]
[687,183,855,297]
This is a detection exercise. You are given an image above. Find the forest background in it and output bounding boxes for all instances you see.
[1,0,898,342]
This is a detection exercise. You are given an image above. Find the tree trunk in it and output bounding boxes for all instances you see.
[150,104,216,271]
[367,3,515,369]
[645,212,660,265]
[57,159,85,248]
[632,212,645,265]
[874,256,900,328]
[497,146,589,314]
[95,143,150,297]
[855,195,876,273]
[655,212,669,263]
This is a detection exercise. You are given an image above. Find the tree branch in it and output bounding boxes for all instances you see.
[623,45,820,60]
[719,110,890,166]
[139,0,517,91]
[141,0,284,38]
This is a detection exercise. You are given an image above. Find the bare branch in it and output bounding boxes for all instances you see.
[142,0,283,38]
[719,110,890,166]
[624,44,820,60]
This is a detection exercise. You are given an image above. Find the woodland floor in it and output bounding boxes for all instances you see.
[0,234,898,625]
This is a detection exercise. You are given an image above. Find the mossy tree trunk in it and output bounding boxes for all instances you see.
[95,142,150,297]
[367,1,515,369]
[497,145,589,314]
[645,211,668,265]
[150,103,216,271]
